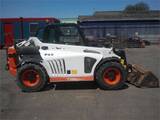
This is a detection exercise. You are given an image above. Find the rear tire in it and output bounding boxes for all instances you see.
[95,62,126,90]
[17,63,47,92]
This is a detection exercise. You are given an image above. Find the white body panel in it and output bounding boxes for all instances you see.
[23,37,120,79]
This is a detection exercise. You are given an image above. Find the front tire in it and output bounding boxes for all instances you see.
[95,62,126,90]
[17,63,47,92]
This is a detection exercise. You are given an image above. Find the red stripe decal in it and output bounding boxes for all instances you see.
[49,76,94,82]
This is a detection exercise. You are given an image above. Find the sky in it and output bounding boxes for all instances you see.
[0,0,160,18]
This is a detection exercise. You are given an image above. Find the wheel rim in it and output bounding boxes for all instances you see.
[21,69,40,87]
[103,67,122,85]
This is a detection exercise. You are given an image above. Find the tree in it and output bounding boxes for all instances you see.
[124,5,136,13]
[124,2,150,13]
[135,2,149,12]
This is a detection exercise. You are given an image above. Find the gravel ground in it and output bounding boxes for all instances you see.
[0,45,160,120]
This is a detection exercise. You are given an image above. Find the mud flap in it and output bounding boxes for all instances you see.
[127,64,159,88]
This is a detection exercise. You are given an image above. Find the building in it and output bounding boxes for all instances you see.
[0,17,59,48]
[60,18,77,23]
[78,10,160,44]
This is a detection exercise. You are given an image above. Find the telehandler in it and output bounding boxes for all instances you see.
[6,23,158,92]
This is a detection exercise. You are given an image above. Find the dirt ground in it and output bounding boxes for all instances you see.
[0,45,159,120]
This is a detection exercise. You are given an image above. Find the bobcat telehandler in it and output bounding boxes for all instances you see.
[6,23,159,92]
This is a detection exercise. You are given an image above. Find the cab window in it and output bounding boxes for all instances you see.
[59,26,82,45]
[42,26,83,45]
[43,27,57,43]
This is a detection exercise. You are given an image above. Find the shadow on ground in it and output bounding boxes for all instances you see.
[43,81,129,91]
